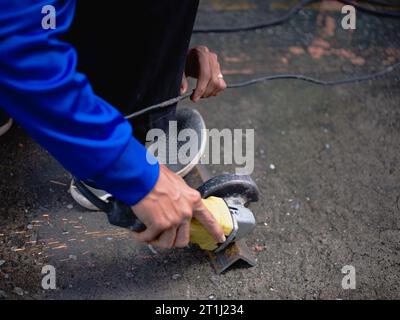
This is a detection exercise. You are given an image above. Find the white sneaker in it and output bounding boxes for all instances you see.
[69,180,111,211]
[70,108,207,210]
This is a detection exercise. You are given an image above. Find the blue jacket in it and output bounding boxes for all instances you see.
[0,0,160,205]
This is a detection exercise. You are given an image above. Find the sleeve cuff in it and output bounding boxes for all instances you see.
[92,137,160,206]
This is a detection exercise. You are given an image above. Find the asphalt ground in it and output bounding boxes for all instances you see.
[0,0,399,299]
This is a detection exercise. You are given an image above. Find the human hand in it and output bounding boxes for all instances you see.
[181,46,227,102]
[131,164,226,249]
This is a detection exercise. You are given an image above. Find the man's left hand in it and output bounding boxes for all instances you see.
[181,46,227,102]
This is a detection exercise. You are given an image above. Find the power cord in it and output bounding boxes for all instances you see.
[193,0,317,34]
[341,0,400,17]
[360,0,400,6]
[193,0,400,34]
[124,61,400,119]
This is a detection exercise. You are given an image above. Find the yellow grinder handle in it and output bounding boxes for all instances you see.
[189,196,234,251]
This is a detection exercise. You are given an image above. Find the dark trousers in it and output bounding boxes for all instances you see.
[65,1,199,144]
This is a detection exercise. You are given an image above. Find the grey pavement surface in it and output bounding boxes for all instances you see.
[1,0,400,299]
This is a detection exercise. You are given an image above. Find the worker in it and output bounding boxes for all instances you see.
[0,1,227,249]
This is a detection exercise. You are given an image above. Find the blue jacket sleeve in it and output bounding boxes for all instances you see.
[0,0,159,205]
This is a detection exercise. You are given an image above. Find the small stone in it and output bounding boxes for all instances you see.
[148,244,158,254]
[172,273,181,280]
[264,222,268,226]
[269,164,276,170]
[208,294,216,300]
[68,254,77,261]
[125,272,134,278]
[106,237,113,241]
[292,199,300,210]
[252,244,265,252]
[210,275,220,285]
[27,224,33,230]
[14,287,24,296]
[325,143,331,150]
[0,260,5,266]
[66,204,73,209]
[78,216,83,220]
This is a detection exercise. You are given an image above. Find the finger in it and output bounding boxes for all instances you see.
[212,78,226,97]
[193,201,226,243]
[205,56,226,98]
[203,61,218,98]
[174,221,191,248]
[149,227,178,249]
[180,75,189,95]
[131,223,164,243]
[211,58,227,97]
[191,53,212,102]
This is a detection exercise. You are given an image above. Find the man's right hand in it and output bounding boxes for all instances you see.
[131,164,226,249]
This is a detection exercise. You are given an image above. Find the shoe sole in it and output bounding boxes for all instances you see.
[69,180,111,211]
[175,109,207,177]
[0,118,13,137]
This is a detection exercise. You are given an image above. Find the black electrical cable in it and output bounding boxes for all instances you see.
[358,0,400,7]
[341,0,400,17]
[124,61,400,119]
[193,0,317,33]
[193,0,400,34]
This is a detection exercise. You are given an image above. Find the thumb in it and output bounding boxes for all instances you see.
[193,199,226,243]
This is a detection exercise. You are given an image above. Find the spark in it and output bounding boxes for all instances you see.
[58,258,70,262]
[49,180,67,186]
[51,244,67,250]
[84,231,101,235]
